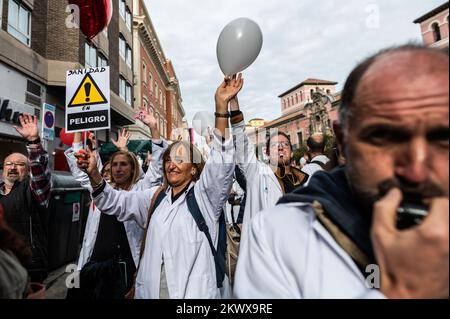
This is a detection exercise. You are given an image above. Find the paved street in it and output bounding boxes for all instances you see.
[43,262,76,299]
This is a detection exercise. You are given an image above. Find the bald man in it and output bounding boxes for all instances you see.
[301,133,330,182]
[0,114,51,283]
[234,44,449,298]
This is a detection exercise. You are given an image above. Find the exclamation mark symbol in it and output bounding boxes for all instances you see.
[85,83,92,102]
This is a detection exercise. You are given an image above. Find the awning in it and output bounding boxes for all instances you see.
[100,139,153,157]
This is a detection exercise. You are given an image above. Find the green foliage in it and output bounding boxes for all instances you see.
[293,145,308,165]
[324,134,335,152]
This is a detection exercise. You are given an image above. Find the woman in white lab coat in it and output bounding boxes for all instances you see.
[64,114,166,299]
[76,77,240,299]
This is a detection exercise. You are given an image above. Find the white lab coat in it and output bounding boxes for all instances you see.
[302,154,330,184]
[232,120,283,228]
[233,202,386,299]
[65,139,167,269]
[93,133,235,299]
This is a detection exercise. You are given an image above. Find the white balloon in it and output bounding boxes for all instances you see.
[216,17,263,75]
[192,111,215,136]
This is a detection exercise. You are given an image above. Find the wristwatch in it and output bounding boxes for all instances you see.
[214,111,230,118]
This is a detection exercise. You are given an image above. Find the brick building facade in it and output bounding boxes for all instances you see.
[278,78,337,116]
[129,0,185,140]
[0,0,183,169]
[248,79,339,154]
[414,2,449,49]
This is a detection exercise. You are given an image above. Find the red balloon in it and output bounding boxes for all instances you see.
[68,0,113,41]
[60,128,90,146]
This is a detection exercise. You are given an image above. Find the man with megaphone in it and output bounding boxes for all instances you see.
[229,74,308,229]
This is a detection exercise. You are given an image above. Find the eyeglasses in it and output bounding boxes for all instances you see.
[3,162,27,168]
[270,141,290,148]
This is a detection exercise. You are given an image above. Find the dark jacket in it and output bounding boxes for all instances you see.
[0,178,49,276]
[277,166,375,264]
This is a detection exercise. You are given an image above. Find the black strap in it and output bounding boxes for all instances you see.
[310,160,326,169]
[154,189,167,209]
[185,188,226,288]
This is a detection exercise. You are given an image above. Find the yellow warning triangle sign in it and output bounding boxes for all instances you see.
[68,73,108,107]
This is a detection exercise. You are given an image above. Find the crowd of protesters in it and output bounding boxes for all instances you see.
[0,44,448,299]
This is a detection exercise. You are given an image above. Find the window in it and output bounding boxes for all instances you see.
[125,8,132,30]
[119,34,126,59]
[143,97,148,109]
[119,77,126,100]
[160,117,164,135]
[164,120,167,138]
[97,53,108,67]
[149,73,153,92]
[326,89,331,94]
[119,0,126,19]
[86,44,108,68]
[297,132,303,147]
[300,91,303,101]
[155,82,158,98]
[159,89,163,105]
[126,45,132,67]
[25,80,42,108]
[7,0,31,46]
[85,43,97,68]
[142,63,147,83]
[119,76,132,106]
[432,22,441,42]
[126,83,132,105]
[295,94,298,104]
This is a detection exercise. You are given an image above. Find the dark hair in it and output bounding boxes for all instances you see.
[162,141,205,186]
[0,204,31,265]
[266,131,292,155]
[100,160,110,176]
[339,44,449,128]
[306,135,325,153]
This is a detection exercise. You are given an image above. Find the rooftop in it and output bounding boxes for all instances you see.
[413,2,449,23]
[278,78,338,97]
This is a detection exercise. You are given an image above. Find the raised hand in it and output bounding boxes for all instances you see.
[134,107,160,140]
[13,113,39,141]
[76,147,98,176]
[111,128,130,151]
[134,107,157,129]
[215,73,244,109]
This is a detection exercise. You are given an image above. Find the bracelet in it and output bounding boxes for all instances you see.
[92,179,105,190]
[214,111,230,118]
[26,137,41,145]
[230,110,242,117]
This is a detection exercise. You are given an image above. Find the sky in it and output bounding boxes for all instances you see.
[144,0,445,126]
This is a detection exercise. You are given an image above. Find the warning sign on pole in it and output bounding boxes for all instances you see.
[65,67,110,132]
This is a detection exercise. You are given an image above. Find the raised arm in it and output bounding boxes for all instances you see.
[193,77,241,223]
[76,147,155,227]
[229,83,264,182]
[14,114,51,207]
[133,107,166,190]
[65,132,102,192]
[111,128,131,152]
[194,130,235,223]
